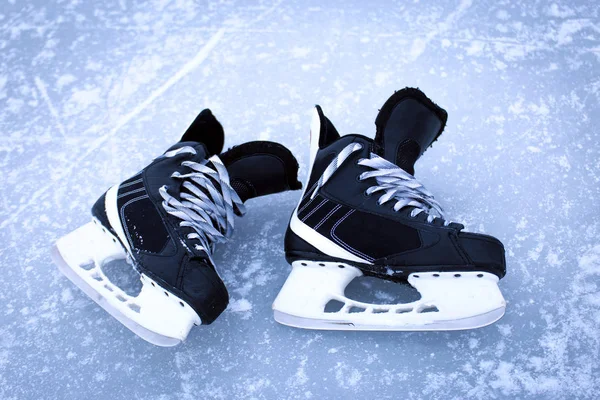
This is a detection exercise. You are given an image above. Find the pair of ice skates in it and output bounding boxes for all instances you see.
[52,88,506,346]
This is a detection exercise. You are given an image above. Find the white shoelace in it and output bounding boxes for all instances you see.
[159,146,245,261]
[312,142,449,225]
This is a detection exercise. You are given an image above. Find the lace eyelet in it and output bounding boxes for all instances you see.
[355,174,363,182]
[363,190,372,198]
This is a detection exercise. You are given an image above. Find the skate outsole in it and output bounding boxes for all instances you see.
[272,260,506,331]
[273,306,505,331]
[52,221,201,346]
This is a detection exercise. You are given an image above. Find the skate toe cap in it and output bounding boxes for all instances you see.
[181,258,229,324]
[458,232,506,278]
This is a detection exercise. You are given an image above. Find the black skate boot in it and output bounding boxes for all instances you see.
[273,88,506,331]
[52,109,301,346]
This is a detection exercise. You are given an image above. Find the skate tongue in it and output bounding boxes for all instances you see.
[374,88,448,175]
[219,141,302,202]
[172,109,225,156]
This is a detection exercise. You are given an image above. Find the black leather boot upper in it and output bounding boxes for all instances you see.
[285,89,506,279]
[92,109,301,323]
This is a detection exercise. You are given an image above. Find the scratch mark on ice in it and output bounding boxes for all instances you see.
[105,27,226,138]
[409,0,473,61]
[235,0,283,30]
[0,28,227,231]
[34,77,66,138]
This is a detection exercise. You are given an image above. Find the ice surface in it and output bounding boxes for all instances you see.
[1,0,599,399]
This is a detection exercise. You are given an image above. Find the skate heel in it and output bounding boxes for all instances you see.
[53,221,200,346]
[55,220,126,270]
[273,260,506,331]
[273,260,363,319]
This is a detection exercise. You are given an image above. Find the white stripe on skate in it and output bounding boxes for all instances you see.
[289,211,370,264]
[308,107,321,173]
[290,106,371,265]
[105,184,132,253]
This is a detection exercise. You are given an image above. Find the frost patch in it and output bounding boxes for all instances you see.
[497,324,512,336]
[496,10,510,20]
[60,288,73,303]
[110,54,165,100]
[490,362,518,395]
[94,372,106,382]
[7,98,24,113]
[244,377,270,394]
[375,72,391,87]
[287,357,309,387]
[516,217,528,230]
[241,261,261,279]
[468,338,479,349]
[229,298,252,319]
[528,244,544,261]
[466,40,485,56]
[556,19,592,46]
[546,251,560,267]
[291,47,311,58]
[546,4,575,18]
[579,245,600,275]
[508,98,524,115]
[64,87,103,116]
[552,155,571,172]
[334,362,362,388]
[56,74,76,91]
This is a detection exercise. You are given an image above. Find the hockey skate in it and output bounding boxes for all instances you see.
[52,109,301,346]
[273,88,506,331]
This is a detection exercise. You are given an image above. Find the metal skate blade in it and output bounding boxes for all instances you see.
[52,245,182,347]
[274,306,505,331]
